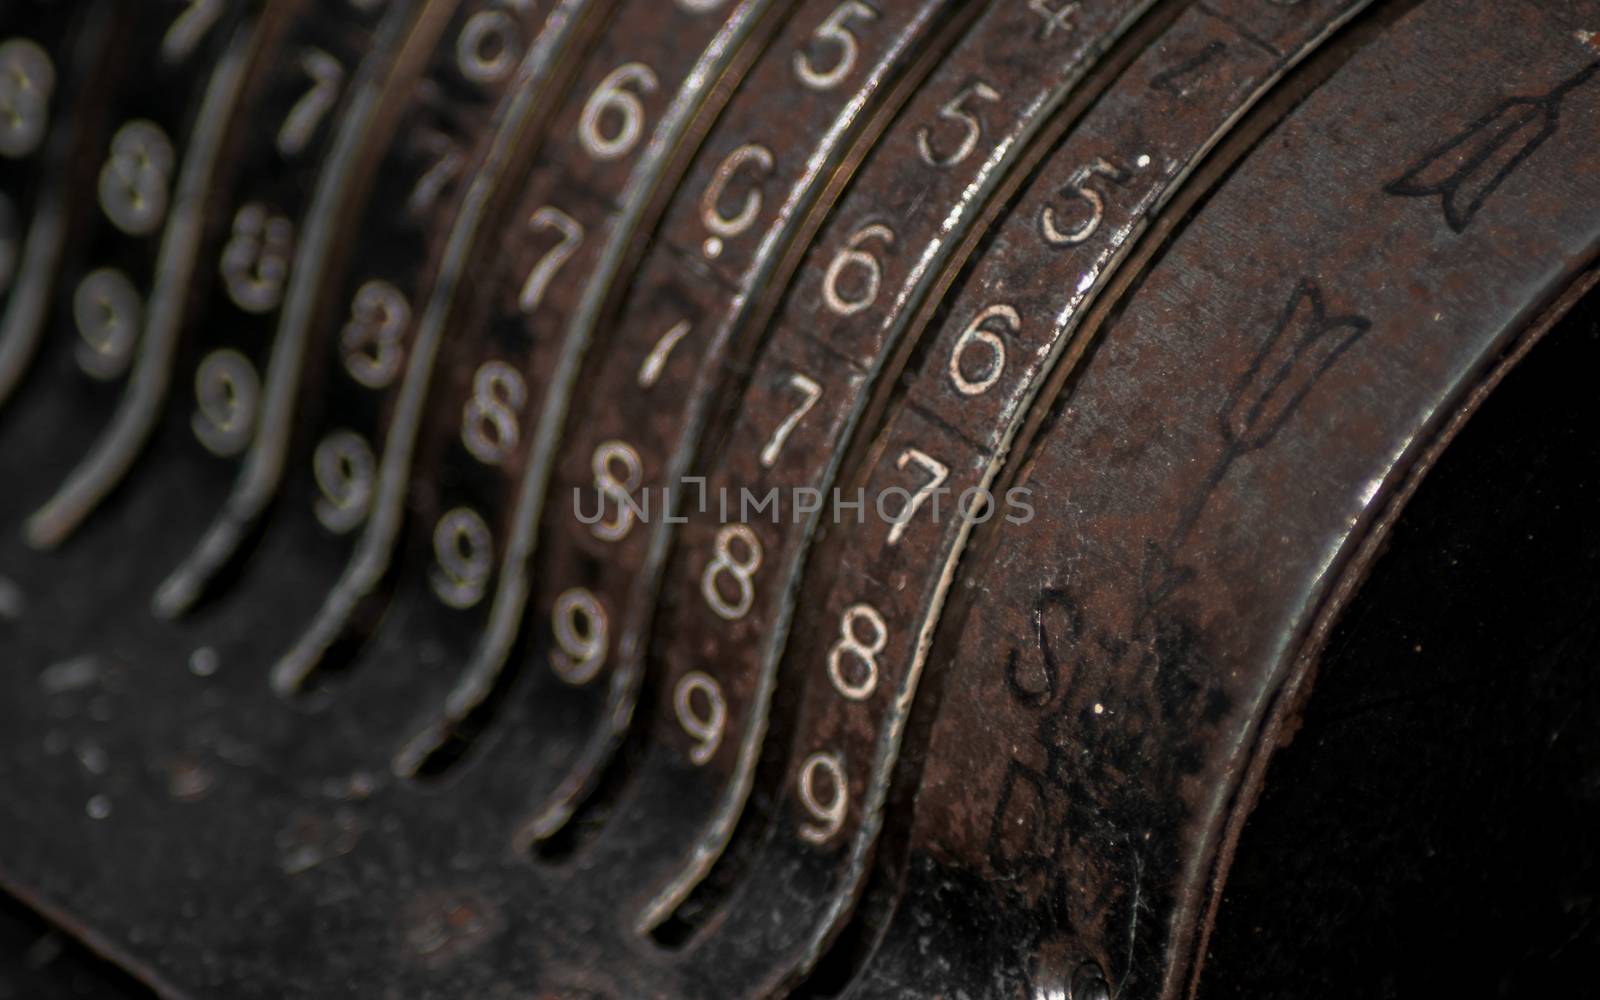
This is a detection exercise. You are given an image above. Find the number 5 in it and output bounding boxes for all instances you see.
[794,1,878,92]
[917,81,1001,168]
[1040,158,1126,247]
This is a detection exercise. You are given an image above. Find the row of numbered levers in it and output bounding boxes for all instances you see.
[0,0,1447,994]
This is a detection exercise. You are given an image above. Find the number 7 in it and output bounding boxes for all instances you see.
[760,373,822,468]
[277,49,344,158]
[888,447,948,544]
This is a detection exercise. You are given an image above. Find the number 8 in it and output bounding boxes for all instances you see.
[701,524,762,621]
[827,603,886,700]
[461,360,527,466]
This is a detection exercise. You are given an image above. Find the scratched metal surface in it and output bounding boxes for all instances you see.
[0,0,1597,996]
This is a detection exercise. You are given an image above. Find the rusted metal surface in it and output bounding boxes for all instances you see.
[1,0,1597,996]
[858,2,1600,996]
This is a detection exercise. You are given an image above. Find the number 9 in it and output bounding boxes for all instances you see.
[798,751,848,844]
[551,588,609,685]
[674,671,726,766]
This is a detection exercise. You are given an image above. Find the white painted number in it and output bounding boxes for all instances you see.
[589,439,643,542]
[674,671,726,765]
[798,751,847,844]
[949,303,1017,397]
[822,222,895,317]
[72,269,142,381]
[162,0,224,65]
[702,524,762,621]
[520,205,583,313]
[277,49,343,158]
[99,121,175,236]
[917,81,1000,168]
[191,349,260,457]
[220,202,293,313]
[0,39,54,158]
[456,8,522,85]
[407,130,463,215]
[827,602,886,701]
[461,360,527,466]
[1029,0,1080,40]
[551,588,609,685]
[340,279,411,389]
[887,448,949,545]
[700,143,773,257]
[794,1,877,92]
[759,372,821,468]
[637,319,690,389]
[431,507,493,609]
[312,430,375,535]
[580,61,659,161]
[1040,158,1125,247]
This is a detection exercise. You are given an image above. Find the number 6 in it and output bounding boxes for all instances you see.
[580,62,659,161]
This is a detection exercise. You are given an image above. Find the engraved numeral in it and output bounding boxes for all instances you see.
[456,6,523,85]
[1040,158,1126,247]
[551,588,609,685]
[794,1,878,92]
[637,319,690,388]
[312,430,375,535]
[674,671,726,765]
[949,303,1017,396]
[461,360,527,466]
[162,0,224,65]
[798,751,847,844]
[1027,0,1079,41]
[73,269,142,381]
[277,49,344,158]
[407,130,463,216]
[580,62,659,161]
[823,221,895,317]
[0,39,55,158]
[702,524,762,621]
[701,143,774,257]
[191,349,260,457]
[340,280,411,389]
[590,439,644,541]
[220,203,294,313]
[431,507,493,609]
[99,121,175,237]
[827,603,886,701]
[520,205,583,313]
[759,372,821,468]
[917,81,1000,168]
[887,448,948,545]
